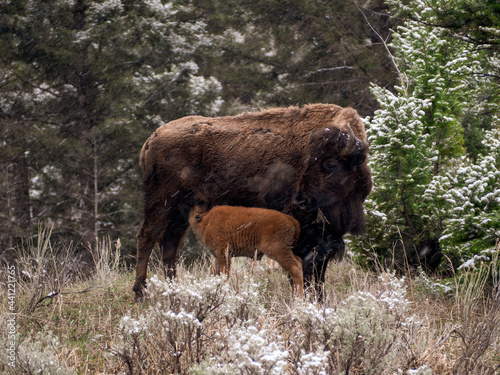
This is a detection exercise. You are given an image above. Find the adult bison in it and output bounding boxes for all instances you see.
[133,104,372,301]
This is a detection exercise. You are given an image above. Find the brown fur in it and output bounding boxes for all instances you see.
[189,205,304,297]
[133,103,371,300]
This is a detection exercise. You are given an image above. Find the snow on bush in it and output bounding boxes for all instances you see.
[425,129,500,268]
[114,271,433,374]
[396,365,433,375]
[114,273,264,373]
[414,267,453,296]
[192,324,288,375]
[289,272,415,374]
[2,331,74,375]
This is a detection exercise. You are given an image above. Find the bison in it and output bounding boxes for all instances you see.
[189,205,304,297]
[133,103,371,301]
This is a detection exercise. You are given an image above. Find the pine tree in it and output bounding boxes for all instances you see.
[363,86,435,248]
[357,1,499,271]
[0,0,223,253]
[387,0,500,159]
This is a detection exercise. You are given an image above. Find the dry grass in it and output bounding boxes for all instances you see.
[0,234,499,374]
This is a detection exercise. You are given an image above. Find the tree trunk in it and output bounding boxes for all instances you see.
[14,150,31,231]
[74,0,99,250]
[1,164,14,251]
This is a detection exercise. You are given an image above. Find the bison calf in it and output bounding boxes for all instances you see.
[189,205,304,297]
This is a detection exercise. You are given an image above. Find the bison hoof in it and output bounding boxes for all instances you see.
[133,282,147,302]
[134,290,146,303]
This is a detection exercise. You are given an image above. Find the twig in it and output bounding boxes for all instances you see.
[353,0,408,93]
[304,66,355,78]
[33,286,94,309]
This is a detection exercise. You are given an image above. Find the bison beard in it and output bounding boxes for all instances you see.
[133,104,372,301]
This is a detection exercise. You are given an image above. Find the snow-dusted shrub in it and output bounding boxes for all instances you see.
[329,287,405,374]
[114,274,264,374]
[219,274,266,327]
[295,350,330,375]
[2,331,73,375]
[414,267,453,296]
[191,324,288,375]
[289,272,415,374]
[396,365,433,375]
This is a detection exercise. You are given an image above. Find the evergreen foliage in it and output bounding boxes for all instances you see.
[363,86,436,252]
[358,0,499,271]
[0,0,223,252]
[0,0,394,258]
[388,0,500,48]
[425,130,500,268]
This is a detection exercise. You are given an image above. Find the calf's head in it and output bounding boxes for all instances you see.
[188,204,209,232]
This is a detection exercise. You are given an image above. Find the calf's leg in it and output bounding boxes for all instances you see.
[269,246,304,298]
[218,245,231,279]
[289,255,305,298]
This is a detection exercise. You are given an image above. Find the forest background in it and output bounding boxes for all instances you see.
[1,0,499,274]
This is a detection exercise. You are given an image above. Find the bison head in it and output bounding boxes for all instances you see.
[297,125,368,208]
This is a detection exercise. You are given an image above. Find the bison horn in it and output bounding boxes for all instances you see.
[340,124,356,157]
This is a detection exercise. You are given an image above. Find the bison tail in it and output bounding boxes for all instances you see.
[139,133,156,171]
[139,140,148,170]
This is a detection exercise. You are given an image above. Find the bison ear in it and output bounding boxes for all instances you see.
[307,128,334,148]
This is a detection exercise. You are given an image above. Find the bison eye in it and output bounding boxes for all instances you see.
[322,159,339,172]
[195,214,202,222]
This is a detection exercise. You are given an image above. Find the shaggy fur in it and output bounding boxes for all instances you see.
[189,205,304,297]
[133,103,372,300]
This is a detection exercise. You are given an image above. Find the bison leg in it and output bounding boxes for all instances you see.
[133,207,188,301]
[314,237,345,302]
[313,257,330,302]
[301,250,327,302]
[160,214,189,280]
[293,232,321,296]
[301,251,318,298]
[300,237,344,302]
[134,214,166,301]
